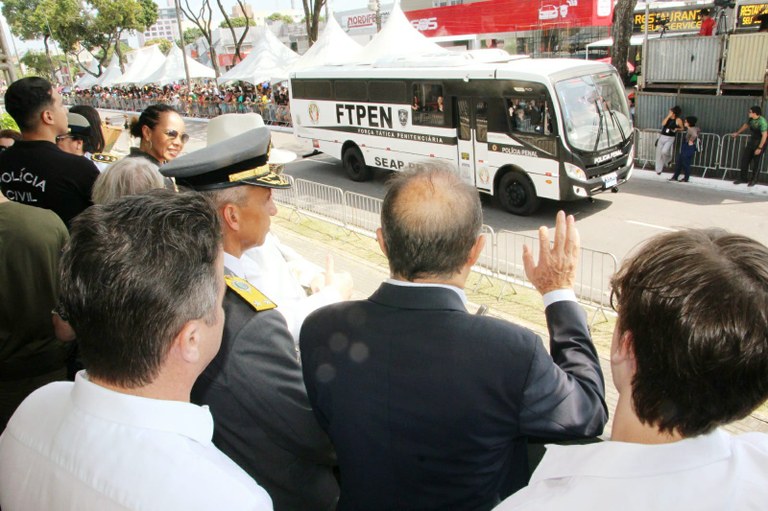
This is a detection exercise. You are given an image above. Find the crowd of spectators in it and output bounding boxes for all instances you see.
[64,81,292,125]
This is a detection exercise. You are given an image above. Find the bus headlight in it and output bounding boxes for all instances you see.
[564,162,587,181]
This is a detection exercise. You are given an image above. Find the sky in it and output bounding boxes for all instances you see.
[1,0,372,56]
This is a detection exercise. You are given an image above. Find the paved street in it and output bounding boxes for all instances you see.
[280,151,768,263]
[118,112,768,265]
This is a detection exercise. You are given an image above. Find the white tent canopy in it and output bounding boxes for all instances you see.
[97,55,123,87]
[75,70,99,89]
[290,14,363,70]
[140,45,216,85]
[351,3,450,64]
[217,25,298,84]
[115,45,166,85]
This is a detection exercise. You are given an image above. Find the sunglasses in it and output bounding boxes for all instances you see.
[164,129,190,144]
[55,134,76,142]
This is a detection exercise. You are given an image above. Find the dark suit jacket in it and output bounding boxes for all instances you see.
[300,282,607,511]
[192,269,338,511]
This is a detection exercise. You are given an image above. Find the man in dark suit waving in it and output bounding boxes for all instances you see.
[300,164,608,511]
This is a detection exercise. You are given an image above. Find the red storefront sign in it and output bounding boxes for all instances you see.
[403,0,613,37]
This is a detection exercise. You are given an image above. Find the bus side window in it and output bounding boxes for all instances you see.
[476,101,488,143]
[458,99,471,141]
[413,83,445,127]
[507,96,550,136]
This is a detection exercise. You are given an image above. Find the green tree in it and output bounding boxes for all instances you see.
[2,0,49,54]
[219,16,255,28]
[83,0,159,72]
[302,0,326,47]
[145,37,173,55]
[2,0,81,80]
[182,27,204,45]
[267,13,295,24]
[137,0,158,31]
[47,0,87,54]
[20,51,68,80]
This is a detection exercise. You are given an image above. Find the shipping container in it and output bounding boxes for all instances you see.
[645,36,722,84]
[724,33,768,84]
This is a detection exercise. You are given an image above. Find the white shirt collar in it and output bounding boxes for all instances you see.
[385,278,468,306]
[223,252,245,279]
[532,429,732,482]
[72,372,214,445]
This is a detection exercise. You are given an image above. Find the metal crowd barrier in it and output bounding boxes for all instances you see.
[633,128,766,182]
[471,225,497,292]
[633,128,658,170]
[343,191,382,237]
[272,175,296,208]
[491,230,617,320]
[282,179,345,227]
[276,177,618,316]
[683,132,721,178]
[719,133,768,180]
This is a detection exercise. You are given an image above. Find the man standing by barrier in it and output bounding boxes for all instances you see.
[731,105,767,187]
[300,165,607,511]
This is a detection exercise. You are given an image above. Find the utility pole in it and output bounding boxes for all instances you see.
[0,16,18,83]
[175,0,192,87]
[368,0,382,32]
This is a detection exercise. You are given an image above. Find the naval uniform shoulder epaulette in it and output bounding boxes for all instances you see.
[91,153,119,164]
[225,275,277,312]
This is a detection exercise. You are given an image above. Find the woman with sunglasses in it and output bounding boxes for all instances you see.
[128,104,189,165]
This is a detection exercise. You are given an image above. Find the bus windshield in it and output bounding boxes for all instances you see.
[555,72,631,153]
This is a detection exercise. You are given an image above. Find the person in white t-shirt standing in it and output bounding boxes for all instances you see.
[0,190,272,511]
[495,228,768,511]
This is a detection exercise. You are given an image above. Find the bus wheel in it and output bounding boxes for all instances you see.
[498,173,540,216]
[343,146,372,182]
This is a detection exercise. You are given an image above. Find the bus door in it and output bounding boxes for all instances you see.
[456,98,490,187]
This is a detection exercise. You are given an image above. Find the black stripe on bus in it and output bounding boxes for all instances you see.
[487,142,546,159]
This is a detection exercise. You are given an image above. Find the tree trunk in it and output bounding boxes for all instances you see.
[216,0,241,63]
[311,0,324,45]
[43,36,56,82]
[234,0,251,64]
[302,0,325,47]
[114,30,126,73]
[209,45,220,77]
[611,0,639,84]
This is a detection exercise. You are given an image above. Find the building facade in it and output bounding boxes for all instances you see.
[139,5,181,46]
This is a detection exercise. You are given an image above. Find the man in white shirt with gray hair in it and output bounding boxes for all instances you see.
[0,189,272,511]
